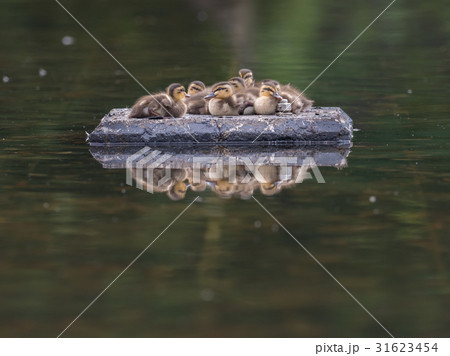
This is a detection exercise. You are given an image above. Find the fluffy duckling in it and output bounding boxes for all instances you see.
[205,82,240,116]
[254,83,283,115]
[185,91,210,115]
[278,84,314,114]
[229,77,259,96]
[228,77,246,92]
[129,83,188,118]
[187,81,206,96]
[239,68,255,87]
[228,77,259,114]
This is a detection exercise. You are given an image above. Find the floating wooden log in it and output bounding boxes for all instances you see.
[87,107,353,146]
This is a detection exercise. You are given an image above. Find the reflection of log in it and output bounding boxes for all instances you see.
[90,145,351,170]
[88,107,353,146]
[90,145,350,200]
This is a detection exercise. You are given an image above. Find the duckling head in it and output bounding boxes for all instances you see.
[167,83,189,101]
[204,82,234,99]
[239,68,254,87]
[187,80,206,96]
[228,77,246,92]
[261,79,281,92]
[259,83,283,100]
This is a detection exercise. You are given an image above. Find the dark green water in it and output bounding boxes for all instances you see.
[1,0,449,337]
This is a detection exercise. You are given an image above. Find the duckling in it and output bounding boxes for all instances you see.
[228,77,259,114]
[239,68,255,87]
[239,68,256,88]
[187,80,206,96]
[278,84,314,114]
[129,83,188,118]
[254,83,283,115]
[185,91,210,115]
[205,82,240,116]
[228,77,246,92]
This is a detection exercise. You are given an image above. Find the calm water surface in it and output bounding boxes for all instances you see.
[1,0,449,337]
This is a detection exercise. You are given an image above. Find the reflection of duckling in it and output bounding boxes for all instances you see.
[260,182,282,196]
[279,84,314,114]
[187,81,206,96]
[214,179,236,199]
[190,180,207,192]
[129,83,188,118]
[254,83,283,115]
[239,68,255,87]
[167,181,188,201]
[205,82,240,116]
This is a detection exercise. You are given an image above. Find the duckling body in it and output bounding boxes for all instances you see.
[129,83,188,118]
[229,77,259,114]
[205,82,240,116]
[208,96,240,116]
[185,92,209,115]
[279,84,314,113]
[254,83,283,115]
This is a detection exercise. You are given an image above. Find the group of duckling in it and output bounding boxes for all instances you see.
[129,68,313,118]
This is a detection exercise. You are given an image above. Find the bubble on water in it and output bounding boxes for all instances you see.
[272,224,279,232]
[369,196,376,203]
[39,68,47,77]
[407,89,413,94]
[43,202,50,209]
[62,36,75,46]
[200,288,214,301]
[254,220,261,228]
[121,188,126,194]
[393,191,399,196]
[197,11,208,22]
[373,208,380,215]
[3,76,10,83]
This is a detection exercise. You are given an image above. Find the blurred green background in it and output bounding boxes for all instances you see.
[0,0,449,337]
